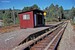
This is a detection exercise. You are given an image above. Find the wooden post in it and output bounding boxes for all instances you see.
[13,7,16,24]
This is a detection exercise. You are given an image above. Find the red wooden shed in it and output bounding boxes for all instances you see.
[18,9,45,28]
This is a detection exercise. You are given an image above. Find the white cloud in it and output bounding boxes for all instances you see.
[1,0,10,3]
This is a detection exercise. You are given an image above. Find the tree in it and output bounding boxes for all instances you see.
[64,10,70,19]
[22,4,40,12]
[55,5,59,11]
[45,4,59,22]
[58,6,64,20]
[45,4,66,22]
[70,7,75,19]
[53,5,59,18]
[31,4,40,10]
[22,7,30,12]
[48,3,55,17]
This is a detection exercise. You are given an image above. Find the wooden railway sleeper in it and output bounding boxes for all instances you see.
[12,23,64,50]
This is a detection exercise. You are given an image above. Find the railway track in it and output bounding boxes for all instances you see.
[30,23,67,50]
[13,22,67,50]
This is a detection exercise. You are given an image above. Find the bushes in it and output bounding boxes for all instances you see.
[45,17,59,22]
[70,19,75,25]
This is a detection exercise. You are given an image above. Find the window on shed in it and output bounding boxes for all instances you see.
[23,14,30,20]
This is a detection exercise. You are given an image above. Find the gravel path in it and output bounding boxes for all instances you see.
[58,21,75,50]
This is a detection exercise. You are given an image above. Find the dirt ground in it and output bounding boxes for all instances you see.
[58,21,75,50]
[0,25,20,34]
[72,25,75,31]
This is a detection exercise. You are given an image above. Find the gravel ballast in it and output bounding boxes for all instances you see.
[58,21,75,50]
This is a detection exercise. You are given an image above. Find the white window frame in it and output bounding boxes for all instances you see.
[23,14,30,20]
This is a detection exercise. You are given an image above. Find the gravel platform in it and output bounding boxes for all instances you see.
[58,21,75,50]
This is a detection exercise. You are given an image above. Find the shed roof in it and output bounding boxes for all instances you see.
[18,9,44,14]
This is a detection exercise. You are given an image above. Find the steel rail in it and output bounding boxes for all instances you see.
[12,24,63,50]
[44,23,67,50]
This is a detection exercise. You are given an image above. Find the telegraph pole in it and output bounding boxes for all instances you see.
[13,6,16,24]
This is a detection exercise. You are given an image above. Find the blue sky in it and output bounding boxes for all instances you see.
[0,0,75,10]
